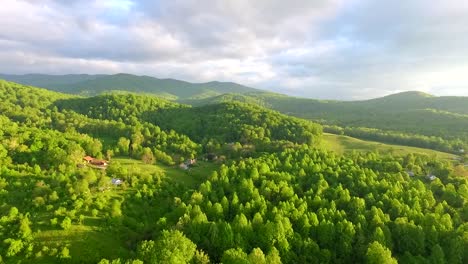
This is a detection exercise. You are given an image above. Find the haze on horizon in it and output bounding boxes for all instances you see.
[1,0,467,100]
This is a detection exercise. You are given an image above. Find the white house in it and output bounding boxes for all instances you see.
[427,175,437,181]
[111,178,122,185]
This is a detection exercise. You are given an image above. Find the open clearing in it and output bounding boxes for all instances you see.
[323,133,456,161]
[33,157,219,263]
[111,157,218,188]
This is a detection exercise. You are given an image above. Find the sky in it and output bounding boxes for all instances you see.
[1,0,468,99]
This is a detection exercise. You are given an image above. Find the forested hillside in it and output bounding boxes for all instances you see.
[0,80,467,263]
[149,102,322,146]
[184,92,468,153]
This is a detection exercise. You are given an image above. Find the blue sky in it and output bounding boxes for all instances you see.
[1,0,467,99]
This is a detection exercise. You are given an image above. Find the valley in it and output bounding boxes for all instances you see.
[0,79,466,263]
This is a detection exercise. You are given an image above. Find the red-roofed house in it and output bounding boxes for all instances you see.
[83,156,108,167]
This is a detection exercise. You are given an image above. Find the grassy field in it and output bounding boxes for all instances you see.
[111,157,218,188]
[31,157,219,263]
[34,224,129,263]
[322,133,457,161]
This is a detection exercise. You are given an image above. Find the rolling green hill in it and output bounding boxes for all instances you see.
[183,91,468,152]
[0,73,263,100]
[148,101,322,147]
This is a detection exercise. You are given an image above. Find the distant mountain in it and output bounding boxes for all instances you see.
[185,90,468,116]
[0,73,103,91]
[0,73,263,100]
[357,91,468,114]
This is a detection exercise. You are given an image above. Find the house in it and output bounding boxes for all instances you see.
[179,163,189,170]
[90,159,108,166]
[83,156,109,167]
[111,178,122,185]
[406,171,415,177]
[186,159,196,165]
[427,175,437,181]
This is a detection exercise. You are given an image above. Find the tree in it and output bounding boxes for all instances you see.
[366,241,397,264]
[429,244,445,264]
[4,239,24,257]
[111,200,122,218]
[117,137,130,155]
[265,247,282,264]
[192,250,211,264]
[106,149,114,161]
[131,131,144,154]
[60,246,71,259]
[137,230,196,264]
[248,248,266,264]
[86,139,102,157]
[61,217,72,230]
[19,216,32,239]
[141,147,155,164]
[221,248,249,264]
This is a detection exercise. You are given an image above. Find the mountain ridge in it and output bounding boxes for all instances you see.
[2,73,467,102]
[0,73,264,100]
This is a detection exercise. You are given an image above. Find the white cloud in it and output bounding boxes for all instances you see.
[0,0,467,99]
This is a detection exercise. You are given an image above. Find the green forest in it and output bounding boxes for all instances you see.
[184,92,468,154]
[0,79,467,263]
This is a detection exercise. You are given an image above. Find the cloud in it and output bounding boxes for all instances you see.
[0,0,467,99]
